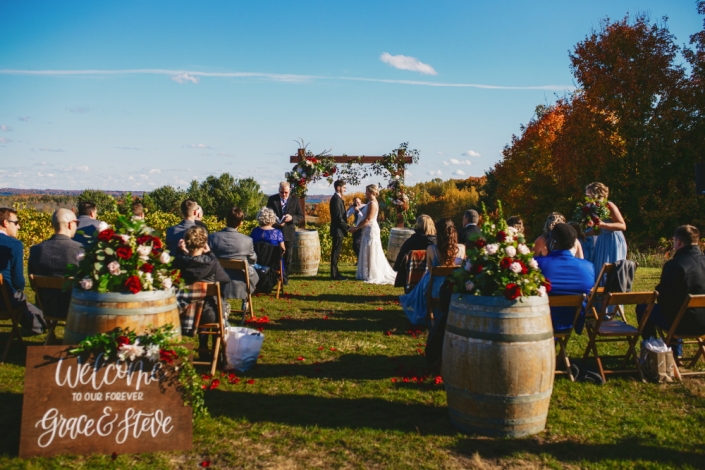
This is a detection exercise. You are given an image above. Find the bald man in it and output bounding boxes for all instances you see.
[28,208,84,319]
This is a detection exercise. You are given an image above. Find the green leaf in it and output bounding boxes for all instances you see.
[104,247,114,255]
[94,262,103,271]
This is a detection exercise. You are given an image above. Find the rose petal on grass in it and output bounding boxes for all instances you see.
[297,356,305,361]
[246,379,255,384]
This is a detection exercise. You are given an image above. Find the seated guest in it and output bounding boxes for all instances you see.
[251,208,286,254]
[0,207,45,334]
[393,214,437,288]
[569,221,593,263]
[73,201,103,246]
[534,213,584,258]
[131,201,145,220]
[637,225,705,356]
[459,209,480,244]
[28,209,84,319]
[172,226,231,355]
[209,207,259,305]
[535,224,595,333]
[506,215,524,234]
[166,199,200,254]
[194,204,209,233]
[400,218,465,326]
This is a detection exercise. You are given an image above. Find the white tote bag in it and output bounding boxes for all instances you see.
[223,327,264,371]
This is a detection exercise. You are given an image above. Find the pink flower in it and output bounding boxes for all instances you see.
[509,262,523,274]
[505,245,517,257]
[108,261,121,275]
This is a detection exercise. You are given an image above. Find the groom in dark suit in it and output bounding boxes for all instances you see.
[267,181,304,284]
[329,180,349,280]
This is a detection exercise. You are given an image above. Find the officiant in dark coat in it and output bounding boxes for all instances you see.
[267,181,304,283]
[329,180,349,280]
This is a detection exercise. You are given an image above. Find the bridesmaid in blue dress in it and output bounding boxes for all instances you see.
[585,182,627,279]
[400,218,465,326]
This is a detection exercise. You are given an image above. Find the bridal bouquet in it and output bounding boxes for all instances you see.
[448,203,550,300]
[573,196,610,234]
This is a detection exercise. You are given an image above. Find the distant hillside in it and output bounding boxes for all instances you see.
[0,188,145,197]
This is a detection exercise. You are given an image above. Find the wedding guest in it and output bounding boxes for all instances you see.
[209,207,259,304]
[585,182,627,279]
[194,204,209,233]
[267,182,304,284]
[166,199,200,254]
[534,213,584,258]
[131,201,145,220]
[28,209,83,319]
[459,209,480,244]
[346,197,365,261]
[393,214,437,288]
[0,207,45,334]
[73,201,103,246]
[329,180,349,280]
[637,225,705,356]
[536,224,595,333]
[400,218,465,326]
[569,221,593,263]
[506,216,524,234]
[251,207,286,254]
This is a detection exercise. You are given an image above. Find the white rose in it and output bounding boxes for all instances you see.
[465,280,475,291]
[107,261,121,275]
[76,252,85,262]
[136,244,152,261]
[162,277,173,290]
[485,244,499,255]
[145,344,160,362]
[143,272,153,284]
[97,221,109,233]
[507,227,517,238]
[505,246,517,257]
[159,251,171,264]
[119,234,130,243]
[509,262,523,274]
[80,277,93,290]
[529,259,539,270]
[538,286,547,297]
[464,260,472,272]
[517,244,530,255]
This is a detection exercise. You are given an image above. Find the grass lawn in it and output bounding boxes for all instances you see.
[1,266,704,469]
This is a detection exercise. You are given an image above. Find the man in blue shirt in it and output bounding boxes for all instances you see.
[536,223,595,333]
[166,199,200,254]
[0,207,45,334]
[73,201,104,247]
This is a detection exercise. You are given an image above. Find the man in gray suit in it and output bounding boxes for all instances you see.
[209,207,259,304]
[28,208,84,319]
[73,201,104,246]
[166,199,200,254]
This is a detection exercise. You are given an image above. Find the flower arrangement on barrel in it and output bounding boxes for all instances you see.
[573,196,610,234]
[68,216,183,293]
[448,203,550,299]
[285,139,338,198]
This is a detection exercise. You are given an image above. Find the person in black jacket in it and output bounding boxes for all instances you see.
[267,182,304,284]
[393,215,437,288]
[458,209,480,244]
[637,225,705,356]
[329,180,349,280]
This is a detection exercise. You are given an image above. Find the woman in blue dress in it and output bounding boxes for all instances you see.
[250,207,286,252]
[400,218,465,326]
[585,182,627,279]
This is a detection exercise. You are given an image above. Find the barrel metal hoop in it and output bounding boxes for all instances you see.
[448,408,548,426]
[69,303,178,316]
[445,384,553,404]
[446,324,554,342]
[450,307,549,319]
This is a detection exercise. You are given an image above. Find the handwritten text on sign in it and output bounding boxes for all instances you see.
[19,346,192,458]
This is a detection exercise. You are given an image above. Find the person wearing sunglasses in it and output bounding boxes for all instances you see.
[0,207,45,335]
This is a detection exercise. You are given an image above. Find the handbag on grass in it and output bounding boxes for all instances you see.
[224,327,264,371]
[639,338,676,383]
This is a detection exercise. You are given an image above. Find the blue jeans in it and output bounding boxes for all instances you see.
[636,304,682,357]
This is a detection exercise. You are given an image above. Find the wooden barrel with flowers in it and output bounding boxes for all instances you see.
[64,216,183,345]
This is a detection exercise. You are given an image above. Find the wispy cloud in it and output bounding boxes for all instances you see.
[68,106,89,113]
[380,53,437,75]
[429,170,443,176]
[436,151,445,156]
[75,166,90,172]
[449,158,472,165]
[452,169,466,176]
[171,72,199,84]
[0,68,575,91]
[115,146,141,150]
[18,116,30,122]
[442,161,450,166]
[148,168,161,174]
[183,143,212,149]
[0,125,12,132]
[461,150,481,157]
[217,152,235,157]
[39,148,64,152]
[0,137,11,144]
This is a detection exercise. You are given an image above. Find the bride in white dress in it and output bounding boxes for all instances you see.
[350,184,397,285]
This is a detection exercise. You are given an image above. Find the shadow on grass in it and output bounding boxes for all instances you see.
[0,392,22,457]
[255,311,408,333]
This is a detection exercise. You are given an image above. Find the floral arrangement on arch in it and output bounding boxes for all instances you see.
[573,196,610,234]
[285,140,338,198]
[68,215,183,294]
[448,203,551,300]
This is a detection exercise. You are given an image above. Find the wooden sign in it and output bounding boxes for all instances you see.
[19,346,193,458]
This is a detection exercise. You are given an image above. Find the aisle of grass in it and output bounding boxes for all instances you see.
[0,266,704,469]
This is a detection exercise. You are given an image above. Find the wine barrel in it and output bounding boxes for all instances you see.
[64,289,181,345]
[386,227,415,262]
[290,229,321,276]
[442,295,554,437]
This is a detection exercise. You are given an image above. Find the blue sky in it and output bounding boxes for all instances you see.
[0,1,701,194]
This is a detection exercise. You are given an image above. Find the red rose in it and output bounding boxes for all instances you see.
[543,279,552,293]
[98,229,115,242]
[171,269,181,281]
[159,349,178,363]
[140,263,154,273]
[504,283,522,300]
[136,235,151,245]
[592,216,601,224]
[499,257,513,270]
[151,236,163,250]
[471,264,483,274]
[497,231,507,242]
[124,275,142,294]
[331,167,337,173]
[582,205,590,214]
[323,172,329,177]
[474,238,486,248]
[518,260,528,274]
[116,247,133,260]
[116,335,130,347]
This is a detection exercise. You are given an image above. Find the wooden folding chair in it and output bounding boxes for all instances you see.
[426,266,457,325]
[661,294,705,380]
[274,257,284,300]
[191,283,226,375]
[0,274,25,363]
[218,258,256,322]
[548,294,586,381]
[585,263,629,322]
[405,250,427,294]
[582,291,658,383]
[29,274,70,345]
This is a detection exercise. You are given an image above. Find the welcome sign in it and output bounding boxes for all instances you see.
[19,346,193,458]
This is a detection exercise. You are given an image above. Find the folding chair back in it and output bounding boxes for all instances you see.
[663,294,705,379]
[29,274,69,345]
[191,282,226,375]
[548,294,586,381]
[426,266,457,324]
[253,242,284,299]
[218,258,255,321]
[585,263,616,320]
[582,290,658,383]
[405,250,427,294]
[0,274,24,362]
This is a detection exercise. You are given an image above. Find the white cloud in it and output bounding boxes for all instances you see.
[461,150,481,157]
[380,53,438,75]
[75,166,90,172]
[148,168,161,174]
[183,143,212,149]
[18,116,30,122]
[442,161,450,166]
[429,170,443,176]
[0,137,11,144]
[217,152,235,157]
[171,73,200,84]
[39,148,63,152]
[0,124,12,132]
[452,169,466,176]
[436,151,445,156]
[116,146,141,150]
[449,158,472,165]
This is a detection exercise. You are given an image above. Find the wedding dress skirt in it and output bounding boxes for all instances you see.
[357,218,397,285]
